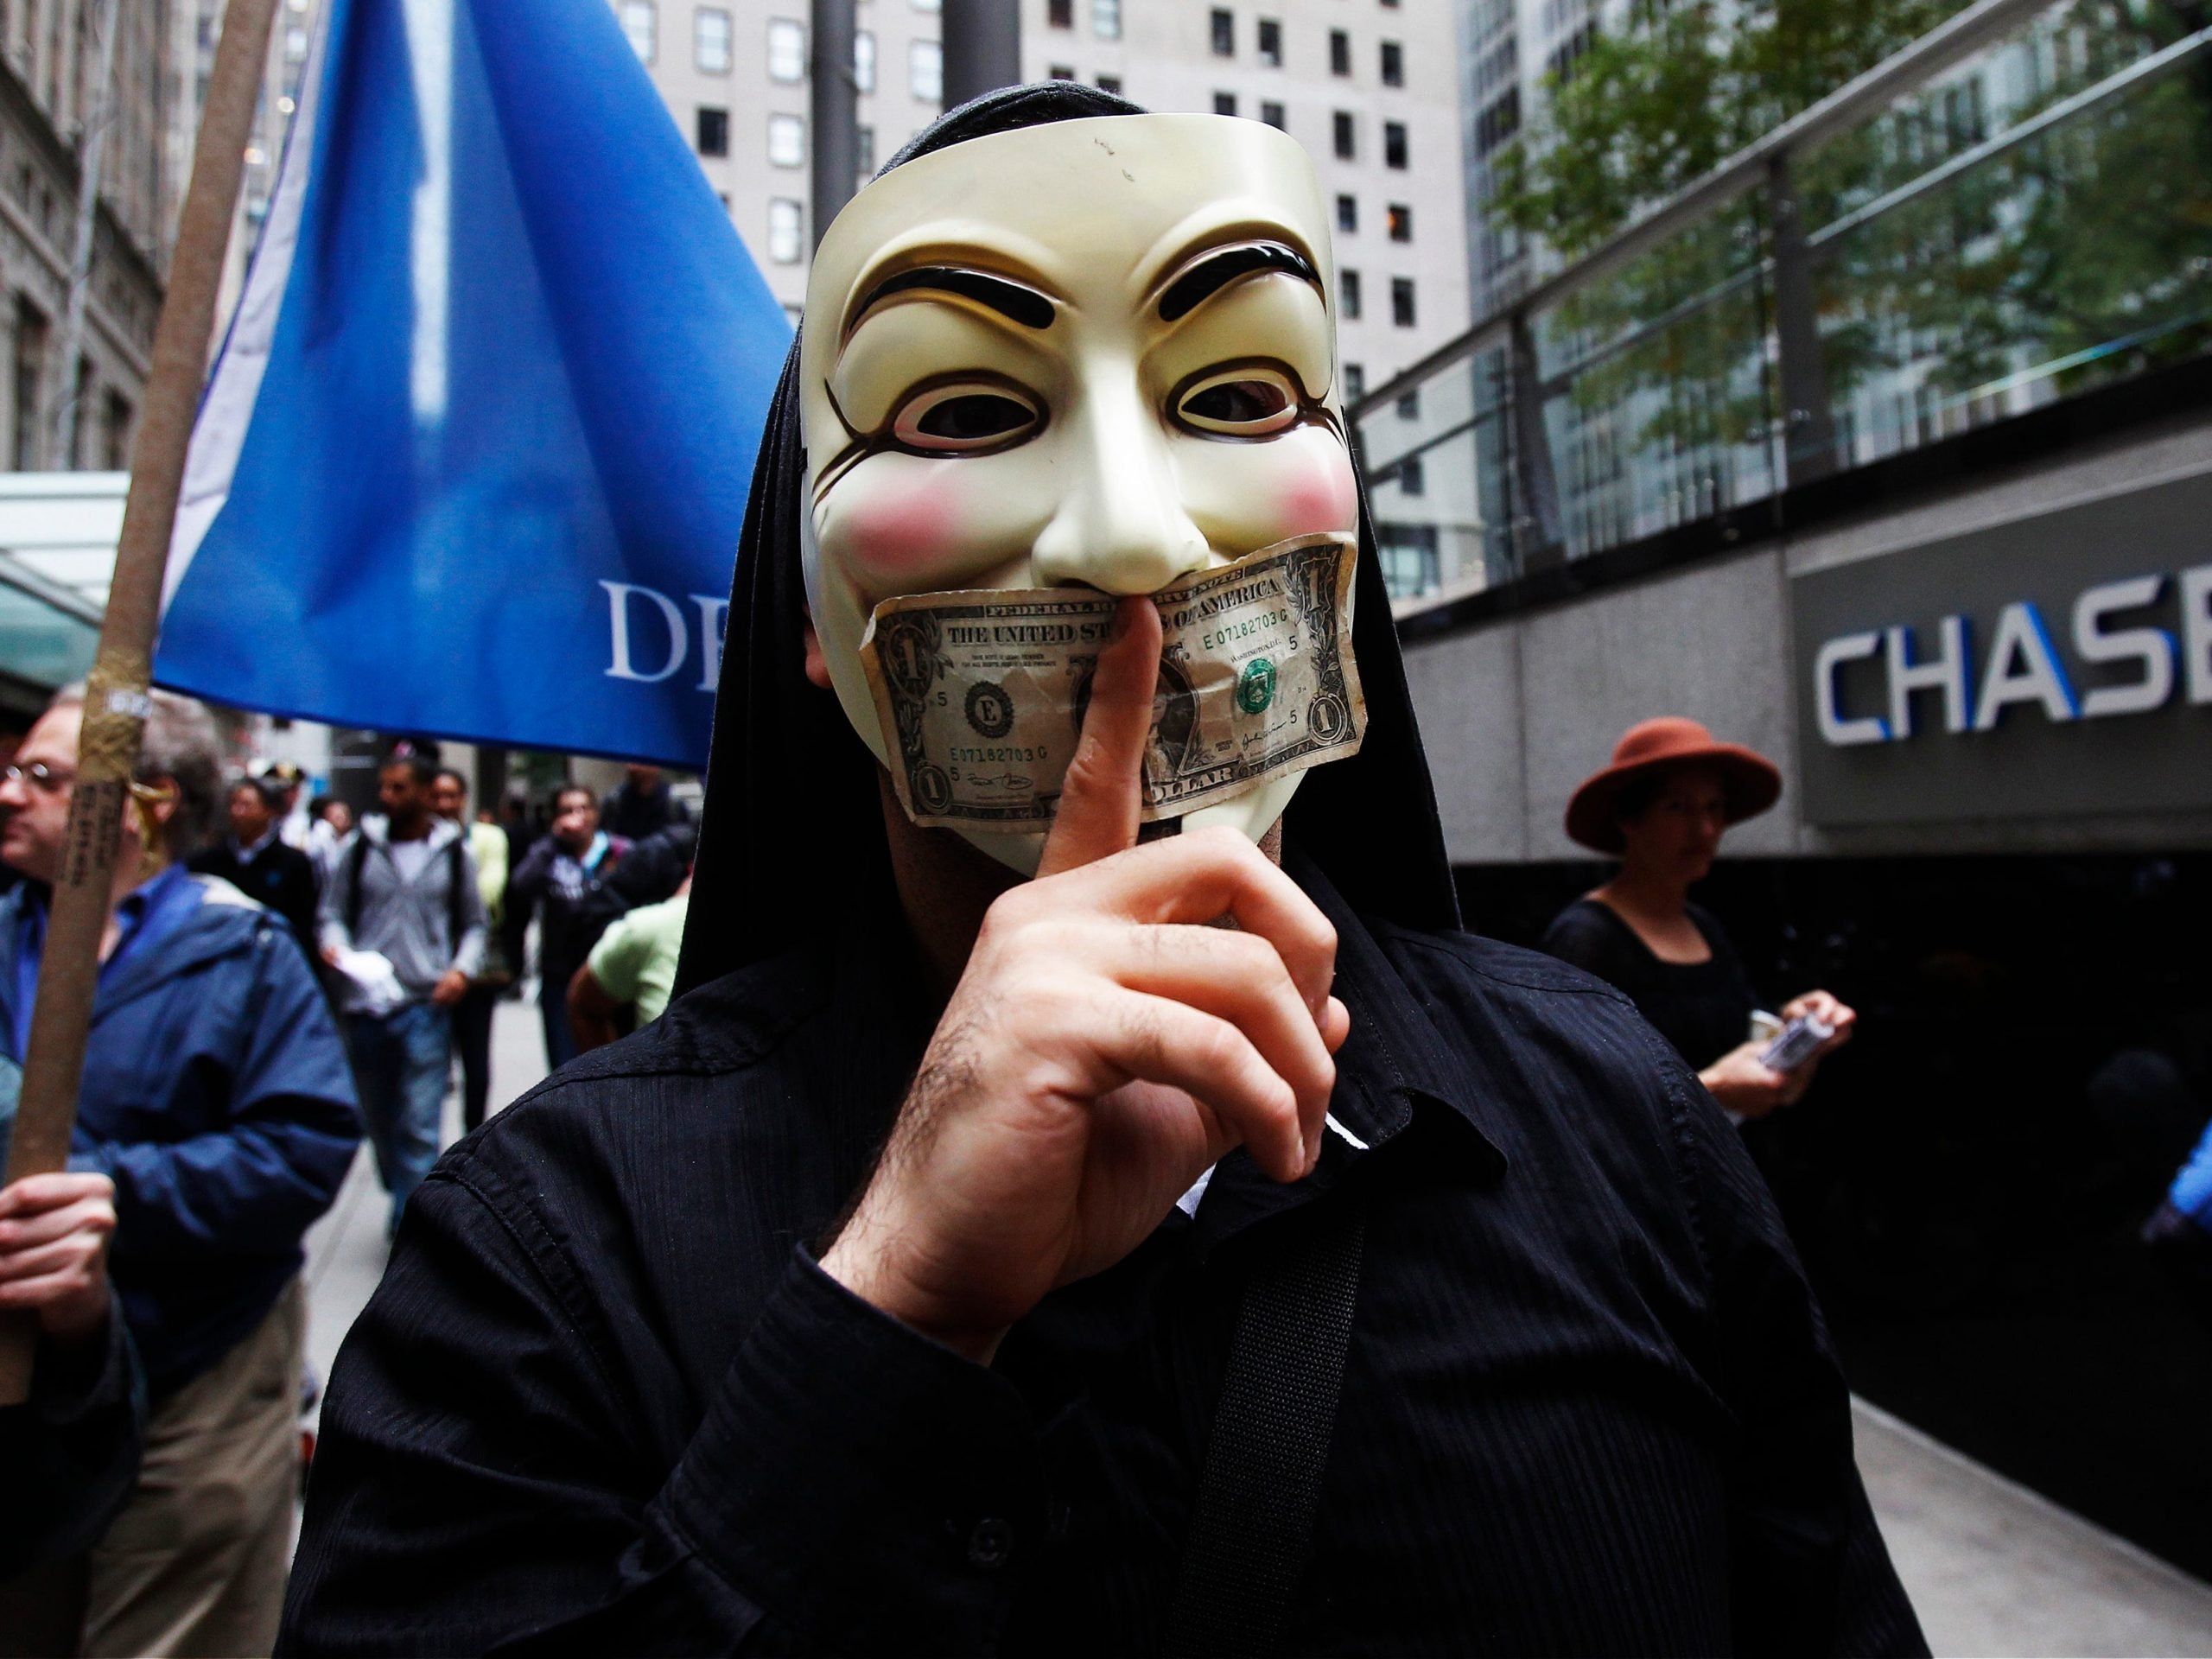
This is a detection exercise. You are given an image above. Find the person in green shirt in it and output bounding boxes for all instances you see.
[568,881,690,1053]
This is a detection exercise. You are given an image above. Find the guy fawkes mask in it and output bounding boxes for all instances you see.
[800,114,1358,874]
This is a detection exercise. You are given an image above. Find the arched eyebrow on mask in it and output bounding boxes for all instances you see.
[1157,242,1324,323]
[845,267,1056,338]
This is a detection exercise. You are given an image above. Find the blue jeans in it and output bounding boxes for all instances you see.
[540,981,580,1073]
[347,1002,452,1229]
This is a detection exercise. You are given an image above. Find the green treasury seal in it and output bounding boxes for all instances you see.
[1236,657,1276,715]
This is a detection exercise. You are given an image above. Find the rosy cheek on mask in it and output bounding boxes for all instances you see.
[1184,428,1359,552]
[822,466,1007,599]
[1274,440,1359,537]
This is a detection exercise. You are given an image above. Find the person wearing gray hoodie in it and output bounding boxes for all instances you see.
[318,752,486,1232]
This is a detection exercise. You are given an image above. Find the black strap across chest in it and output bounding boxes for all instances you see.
[1160,1204,1368,1659]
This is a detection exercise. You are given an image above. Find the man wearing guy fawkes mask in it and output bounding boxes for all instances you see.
[285,88,1923,1656]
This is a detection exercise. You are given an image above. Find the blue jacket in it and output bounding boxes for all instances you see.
[0,874,360,1396]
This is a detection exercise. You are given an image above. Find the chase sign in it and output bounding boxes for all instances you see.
[1792,469,2212,826]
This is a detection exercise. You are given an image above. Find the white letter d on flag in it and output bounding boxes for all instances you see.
[601,581,689,683]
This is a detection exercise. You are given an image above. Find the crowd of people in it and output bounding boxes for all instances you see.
[0,683,695,1655]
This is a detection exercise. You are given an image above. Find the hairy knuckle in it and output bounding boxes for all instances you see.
[977,893,1030,944]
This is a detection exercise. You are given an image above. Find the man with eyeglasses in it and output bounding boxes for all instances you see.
[0,685,358,1656]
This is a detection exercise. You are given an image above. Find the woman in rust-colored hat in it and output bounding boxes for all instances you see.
[1539,717,1854,1122]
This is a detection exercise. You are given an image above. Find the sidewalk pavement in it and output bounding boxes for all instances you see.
[299,996,2212,1656]
[1855,1398,2212,1656]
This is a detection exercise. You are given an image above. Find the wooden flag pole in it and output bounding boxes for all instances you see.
[0,0,282,1404]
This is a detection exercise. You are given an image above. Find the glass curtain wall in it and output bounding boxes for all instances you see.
[1365,0,2212,604]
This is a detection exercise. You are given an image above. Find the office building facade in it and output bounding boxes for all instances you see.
[0,0,169,474]
[618,0,1470,399]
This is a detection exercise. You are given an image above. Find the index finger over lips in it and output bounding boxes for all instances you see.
[1036,596,1161,879]
[1048,825,1338,1016]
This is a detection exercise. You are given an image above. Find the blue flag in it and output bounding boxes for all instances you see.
[157,0,791,766]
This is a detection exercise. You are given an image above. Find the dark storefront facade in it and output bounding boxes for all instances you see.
[1389,382,2212,1579]
[1363,0,2212,1575]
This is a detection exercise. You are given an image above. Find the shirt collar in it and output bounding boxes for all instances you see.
[110,862,196,951]
[557,830,609,869]
[232,824,280,859]
[18,861,197,966]
[1182,847,1507,1259]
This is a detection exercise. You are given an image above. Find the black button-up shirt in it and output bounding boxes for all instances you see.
[282,859,1923,1656]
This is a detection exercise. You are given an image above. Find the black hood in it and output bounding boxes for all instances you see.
[676,83,1457,995]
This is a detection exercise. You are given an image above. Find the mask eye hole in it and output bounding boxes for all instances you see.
[1175,367,1301,438]
[892,382,1043,454]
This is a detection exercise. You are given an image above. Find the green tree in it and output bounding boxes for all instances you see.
[1487,0,2212,480]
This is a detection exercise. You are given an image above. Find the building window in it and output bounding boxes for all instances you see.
[1336,194,1357,232]
[101,390,130,472]
[1338,269,1361,320]
[766,18,805,81]
[911,39,942,100]
[1097,73,1122,93]
[1396,387,1421,418]
[855,30,875,91]
[857,124,875,172]
[1214,91,1238,117]
[1048,0,1072,23]
[1391,276,1415,327]
[696,7,732,72]
[1210,8,1233,56]
[12,297,44,471]
[1332,110,1355,159]
[1398,454,1425,495]
[1256,17,1281,65]
[65,356,88,467]
[1093,0,1122,39]
[768,112,805,167]
[1383,120,1407,168]
[1329,28,1349,75]
[1387,202,1411,241]
[1344,361,1365,402]
[1050,63,1075,79]
[912,0,941,10]
[696,106,729,156]
[1379,39,1402,86]
[619,0,655,62]
[1475,89,1520,157]
[1260,99,1285,129]
[768,199,804,264]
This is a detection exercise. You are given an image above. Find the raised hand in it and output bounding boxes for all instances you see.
[821,596,1350,1363]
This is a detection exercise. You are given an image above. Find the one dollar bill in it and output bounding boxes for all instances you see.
[860,533,1364,832]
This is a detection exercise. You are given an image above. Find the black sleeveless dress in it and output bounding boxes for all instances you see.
[1539,897,1758,1071]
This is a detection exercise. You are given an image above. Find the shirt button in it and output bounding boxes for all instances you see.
[967,1517,1014,1570]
